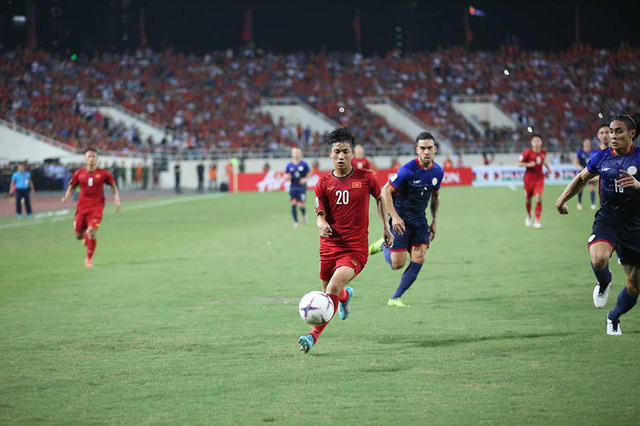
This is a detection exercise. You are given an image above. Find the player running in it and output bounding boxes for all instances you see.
[555,113,640,335]
[369,132,443,307]
[351,144,375,171]
[298,127,392,353]
[62,149,120,267]
[285,148,310,228]
[574,138,596,210]
[519,134,552,229]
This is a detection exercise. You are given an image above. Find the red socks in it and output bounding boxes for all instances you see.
[526,200,532,215]
[309,293,339,342]
[535,201,542,221]
[338,288,349,303]
[86,238,97,260]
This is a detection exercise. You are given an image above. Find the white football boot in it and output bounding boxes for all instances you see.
[593,281,611,308]
[606,316,622,336]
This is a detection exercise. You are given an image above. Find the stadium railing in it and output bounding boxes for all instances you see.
[76,99,181,142]
[0,117,77,154]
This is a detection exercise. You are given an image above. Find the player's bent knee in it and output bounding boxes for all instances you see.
[590,253,609,270]
[327,267,355,292]
[627,269,640,294]
[391,260,405,270]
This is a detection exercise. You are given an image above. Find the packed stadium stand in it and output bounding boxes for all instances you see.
[1,45,639,156]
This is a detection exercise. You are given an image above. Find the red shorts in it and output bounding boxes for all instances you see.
[524,177,544,196]
[319,249,368,282]
[74,208,104,234]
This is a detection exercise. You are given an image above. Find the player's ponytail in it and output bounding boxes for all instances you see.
[631,112,640,141]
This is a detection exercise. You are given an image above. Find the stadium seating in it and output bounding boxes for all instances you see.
[1,45,638,154]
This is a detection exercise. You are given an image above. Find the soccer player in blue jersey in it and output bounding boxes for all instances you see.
[556,112,640,335]
[285,148,310,228]
[574,138,596,210]
[596,123,612,151]
[369,132,443,307]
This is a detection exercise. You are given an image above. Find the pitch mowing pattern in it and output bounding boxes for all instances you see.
[0,188,638,424]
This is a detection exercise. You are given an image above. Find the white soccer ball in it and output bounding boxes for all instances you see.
[298,291,334,326]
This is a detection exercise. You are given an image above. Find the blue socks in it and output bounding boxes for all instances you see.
[591,262,612,287]
[608,288,638,322]
[291,205,298,223]
[300,207,306,218]
[578,191,583,203]
[391,262,423,299]
[590,190,596,205]
[383,244,392,267]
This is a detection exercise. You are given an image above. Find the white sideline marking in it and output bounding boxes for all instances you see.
[507,184,517,191]
[122,194,224,212]
[0,194,225,230]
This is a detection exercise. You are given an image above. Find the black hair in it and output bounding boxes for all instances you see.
[611,112,640,141]
[415,132,435,143]
[84,148,98,154]
[531,133,543,140]
[596,123,609,133]
[416,131,438,149]
[325,127,355,148]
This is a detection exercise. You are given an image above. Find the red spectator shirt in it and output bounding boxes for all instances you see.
[519,149,547,180]
[315,168,381,256]
[351,157,373,171]
[70,168,115,211]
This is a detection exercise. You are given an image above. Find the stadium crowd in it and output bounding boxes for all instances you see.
[1,44,638,155]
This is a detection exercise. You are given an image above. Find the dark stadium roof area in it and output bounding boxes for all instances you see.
[1,0,639,54]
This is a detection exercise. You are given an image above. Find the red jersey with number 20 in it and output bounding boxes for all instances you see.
[70,168,115,211]
[519,149,547,180]
[315,168,381,255]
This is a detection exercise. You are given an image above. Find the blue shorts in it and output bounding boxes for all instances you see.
[389,221,430,253]
[588,210,640,265]
[289,187,306,202]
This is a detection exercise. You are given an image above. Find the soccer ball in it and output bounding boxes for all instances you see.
[298,291,334,326]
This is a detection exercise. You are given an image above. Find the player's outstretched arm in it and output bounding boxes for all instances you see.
[61,185,74,204]
[544,159,552,173]
[381,183,405,235]
[316,212,332,238]
[429,190,440,241]
[375,195,393,247]
[555,168,597,214]
[111,184,121,212]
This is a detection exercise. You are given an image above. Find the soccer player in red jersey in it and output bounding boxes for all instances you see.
[518,134,551,229]
[298,128,393,354]
[351,144,375,171]
[61,149,121,267]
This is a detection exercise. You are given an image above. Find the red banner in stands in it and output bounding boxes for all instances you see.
[229,167,473,192]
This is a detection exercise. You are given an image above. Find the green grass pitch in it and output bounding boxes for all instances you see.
[1,187,639,424]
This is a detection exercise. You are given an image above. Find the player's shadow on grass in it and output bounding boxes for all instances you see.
[377,331,576,348]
